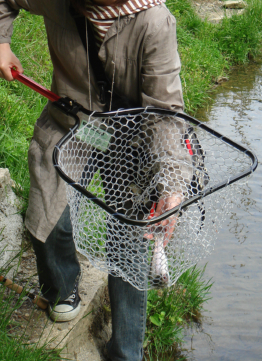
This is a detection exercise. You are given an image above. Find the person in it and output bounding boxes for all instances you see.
[0,0,184,359]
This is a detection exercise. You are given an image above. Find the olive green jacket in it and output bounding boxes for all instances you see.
[0,0,185,242]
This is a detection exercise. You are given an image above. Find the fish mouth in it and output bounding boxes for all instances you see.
[150,272,170,288]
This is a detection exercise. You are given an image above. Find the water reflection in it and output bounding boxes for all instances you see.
[181,62,262,361]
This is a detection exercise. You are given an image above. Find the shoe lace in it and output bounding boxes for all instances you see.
[64,287,77,303]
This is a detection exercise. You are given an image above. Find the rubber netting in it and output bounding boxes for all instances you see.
[57,110,252,290]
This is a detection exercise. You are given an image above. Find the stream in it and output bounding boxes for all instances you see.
[181,62,262,361]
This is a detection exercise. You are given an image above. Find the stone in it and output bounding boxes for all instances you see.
[0,168,24,275]
[209,14,224,23]
[192,0,246,23]
[223,1,247,9]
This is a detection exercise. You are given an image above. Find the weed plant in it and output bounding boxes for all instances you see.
[214,0,262,63]
[144,265,212,360]
[0,292,62,361]
[0,245,63,361]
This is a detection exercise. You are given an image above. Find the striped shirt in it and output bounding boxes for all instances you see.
[85,0,165,47]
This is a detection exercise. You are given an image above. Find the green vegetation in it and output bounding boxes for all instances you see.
[168,0,262,112]
[144,265,212,360]
[0,246,63,361]
[0,0,262,360]
[0,10,51,214]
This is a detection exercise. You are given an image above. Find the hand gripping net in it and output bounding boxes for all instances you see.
[54,107,257,290]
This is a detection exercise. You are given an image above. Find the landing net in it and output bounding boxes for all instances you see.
[56,109,255,290]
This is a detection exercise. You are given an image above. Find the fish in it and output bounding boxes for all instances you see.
[150,236,170,287]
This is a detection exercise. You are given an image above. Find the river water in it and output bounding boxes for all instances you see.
[181,62,262,361]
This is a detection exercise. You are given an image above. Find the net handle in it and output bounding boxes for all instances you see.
[11,69,61,102]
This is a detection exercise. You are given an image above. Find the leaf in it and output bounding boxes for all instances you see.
[149,314,162,327]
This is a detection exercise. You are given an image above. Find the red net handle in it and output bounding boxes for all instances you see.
[11,68,61,102]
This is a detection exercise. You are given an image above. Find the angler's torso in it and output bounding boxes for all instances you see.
[8,0,180,129]
[5,0,184,241]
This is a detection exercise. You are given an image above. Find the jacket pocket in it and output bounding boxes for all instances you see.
[32,121,52,150]
[28,120,52,184]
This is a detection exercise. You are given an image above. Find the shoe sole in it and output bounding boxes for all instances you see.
[48,302,81,322]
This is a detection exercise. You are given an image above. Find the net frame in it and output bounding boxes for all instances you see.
[51,98,257,289]
[52,98,257,227]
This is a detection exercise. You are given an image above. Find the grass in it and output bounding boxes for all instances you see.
[0,0,262,359]
[213,0,262,64]
[143,265,212,360]
[0,10,51,214]
[0,243,64,361]
[167,0,262,112]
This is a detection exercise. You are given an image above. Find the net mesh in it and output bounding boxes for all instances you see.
[56,110,253,290]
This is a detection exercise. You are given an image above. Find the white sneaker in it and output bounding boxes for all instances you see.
[48,281,81,322]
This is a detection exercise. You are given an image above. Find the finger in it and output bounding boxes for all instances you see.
[143,233,154,240]
[1,68,13,81]
[9,61,24,81]
[1,67,14,81]
[1,60,24,81]
[163,218,177,247]
[12,59,23,74]
[162,214,178,227]
[146,214,161,227]
[0,64,18,81]
[163,229,174,247]
[155,199,165,215]
[163,239,169,247]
